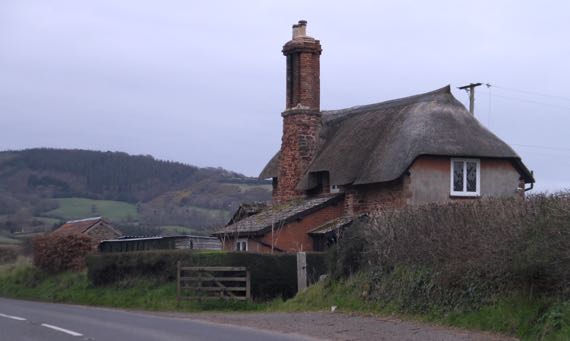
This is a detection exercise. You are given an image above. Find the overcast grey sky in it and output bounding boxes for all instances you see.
[1,1,569,192]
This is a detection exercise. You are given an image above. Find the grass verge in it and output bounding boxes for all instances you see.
[0,235,21,245]
[2,262,569,340]
[282,273,570,340]
[0,262,265,312]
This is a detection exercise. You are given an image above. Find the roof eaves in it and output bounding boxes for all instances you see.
[258,195,344,234]
[213,195,344,237]
[66,216,102,224]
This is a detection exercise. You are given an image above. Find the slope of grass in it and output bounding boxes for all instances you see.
[159,225,200,235]
[2,262,569,339]
[0,263,263,312]
[232,183,273,192]
[46,198,138,222]
[187,206,230,219]
[0,235,21,245]
[32,217,61,226]
[283,274,570,341]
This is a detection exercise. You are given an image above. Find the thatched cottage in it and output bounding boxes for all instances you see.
[213,21,534,253]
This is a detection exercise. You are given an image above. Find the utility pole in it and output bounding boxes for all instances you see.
[458,83,482,115]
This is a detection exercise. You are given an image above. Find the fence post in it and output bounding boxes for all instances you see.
[297,252,307,293]
[176,261,181,303]
[246,270,251,302]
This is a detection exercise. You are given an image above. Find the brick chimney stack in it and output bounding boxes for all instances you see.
[283,20,321,111]
[275,20,322,203]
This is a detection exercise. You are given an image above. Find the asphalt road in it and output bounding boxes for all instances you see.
[0,297,317,341]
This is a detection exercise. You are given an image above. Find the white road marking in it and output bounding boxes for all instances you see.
[0,313,27,321]
[41,323,84,337]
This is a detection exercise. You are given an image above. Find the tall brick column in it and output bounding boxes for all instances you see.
[275,21,322,203]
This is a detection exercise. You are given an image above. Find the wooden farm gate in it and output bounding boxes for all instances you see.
[176,262,251,301]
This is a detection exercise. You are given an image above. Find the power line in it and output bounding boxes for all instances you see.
[512,143,570,152]
[457,84,570,156]
[513,146,570,160]
[515,151,570,165]
[479,91,570,111]
[489,84,570,102]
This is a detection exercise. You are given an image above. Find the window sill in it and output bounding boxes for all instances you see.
[449,193,481,198]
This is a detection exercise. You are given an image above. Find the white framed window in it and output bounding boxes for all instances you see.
[235,238,248,252]
[450,158,480,197]
[330,184,340,193]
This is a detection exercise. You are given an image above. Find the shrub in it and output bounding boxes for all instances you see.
[331,192,570,309]
[18,237,34,256]
[87,251,327,300]
[0,247,18,264]
[33,234,95,273]
[327,216,369,280]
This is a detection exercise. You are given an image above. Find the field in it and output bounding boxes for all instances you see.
[32,217,61,226]
[188,206,230,219]
[159,225,202,235]
[46,198,139,222]
[232,183,273,192]
[0,235,21,245]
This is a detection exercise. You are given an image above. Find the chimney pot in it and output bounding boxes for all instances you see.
[292,20,307,39]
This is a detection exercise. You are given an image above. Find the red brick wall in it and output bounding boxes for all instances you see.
[220,239,233,252]
[344,178,411,215]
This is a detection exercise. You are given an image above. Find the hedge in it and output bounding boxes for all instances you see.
[0,246,17,265]
[87,251,327,300]
[331,193,570,312]
[33,234,94,273]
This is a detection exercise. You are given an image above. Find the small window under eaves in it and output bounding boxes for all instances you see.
[450,158,480,197]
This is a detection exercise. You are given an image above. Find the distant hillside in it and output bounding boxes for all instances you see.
[0,148,271,236]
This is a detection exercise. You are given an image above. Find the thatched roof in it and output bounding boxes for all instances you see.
[212,195,342,237]
[259,86,534,188]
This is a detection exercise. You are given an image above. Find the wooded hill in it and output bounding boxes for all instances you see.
[0,149,271,236]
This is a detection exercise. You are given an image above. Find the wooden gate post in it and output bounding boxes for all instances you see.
[246,270,251,301]
[176,261,181,303]
[297,252,307,293]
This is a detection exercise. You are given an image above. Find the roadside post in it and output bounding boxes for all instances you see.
[297,252,307,292]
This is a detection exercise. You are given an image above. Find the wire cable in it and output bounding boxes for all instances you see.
[478,91,570,111]
[489,84,570,102]
[512,143,570,152]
